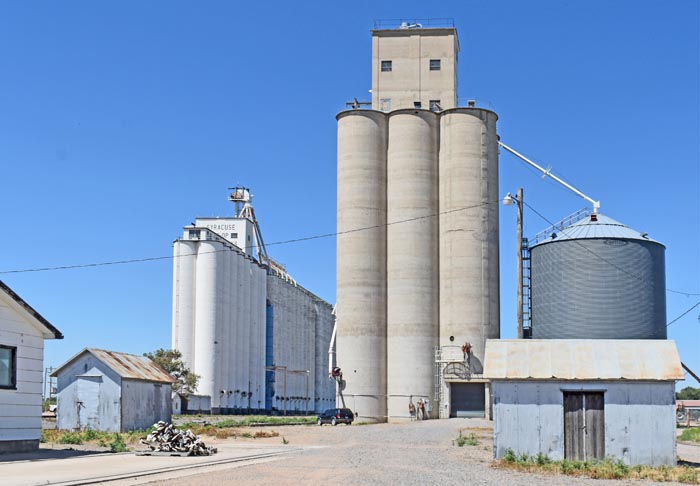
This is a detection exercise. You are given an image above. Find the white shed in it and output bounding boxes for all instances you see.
[52,349,175,432]
[0,280,63,453]
[172,393,211,415]
[484,339,684,466]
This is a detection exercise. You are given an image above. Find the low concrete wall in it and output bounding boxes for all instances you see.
[0,439,39,454]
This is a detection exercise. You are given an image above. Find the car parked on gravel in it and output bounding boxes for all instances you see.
[317,408,354,426]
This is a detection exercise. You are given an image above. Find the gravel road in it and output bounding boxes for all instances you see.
[146,418,691,486]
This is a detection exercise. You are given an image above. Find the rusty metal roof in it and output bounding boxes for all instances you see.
[484,339,684,381]
[52,348,176,383]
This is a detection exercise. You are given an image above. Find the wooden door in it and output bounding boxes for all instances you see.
[564,392,604,461]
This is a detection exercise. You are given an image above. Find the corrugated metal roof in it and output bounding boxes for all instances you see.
[678,400,700,407]
[484,339,684,381]
[531,213,662,247]
[52,348,176,383]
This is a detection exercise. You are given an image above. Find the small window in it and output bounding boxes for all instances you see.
[429,100,441,112]
[231,233,238,239]
[188,230,201,240]
[380,99,391,111]
[381,60,392,72]
[414,101,422,109]
[430,59,441,71]
[0,345,17,389]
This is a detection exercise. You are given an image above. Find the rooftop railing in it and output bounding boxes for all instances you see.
[373,18,455,30]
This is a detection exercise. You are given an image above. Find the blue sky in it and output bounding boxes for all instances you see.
[1,1,698,388]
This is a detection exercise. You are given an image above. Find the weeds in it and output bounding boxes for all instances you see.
[282,436,289,444]
[679,428,700,442]
[57,432,83,445]
[496,452,700,483]
[41,428,145,449]
[454,432,479,447]
[109,434,129,453]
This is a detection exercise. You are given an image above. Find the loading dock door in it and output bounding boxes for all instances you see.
[564,392,605,461]
[450,383,485,418]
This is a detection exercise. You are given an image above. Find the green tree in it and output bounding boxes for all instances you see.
[676,386,700,400]
[144,349,199,394]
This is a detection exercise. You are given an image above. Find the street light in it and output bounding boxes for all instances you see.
[503,188,524,339]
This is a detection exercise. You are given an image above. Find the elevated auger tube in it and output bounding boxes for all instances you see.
[498,141,601,213]
[328,305,337,376]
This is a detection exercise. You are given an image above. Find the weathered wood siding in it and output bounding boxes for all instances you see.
[55,354,122,432]
[492,381,677,466]
[0,298,45,446]
[121,380,172,431]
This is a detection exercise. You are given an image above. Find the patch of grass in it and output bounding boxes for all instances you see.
[495,453,700,483]
[679,428,700,442]
[57,432,83,445]
[181,415,316,429]
[282,436,289,444]
[454,432,479,447]
[109,434,129,453]
[41,428,147,447]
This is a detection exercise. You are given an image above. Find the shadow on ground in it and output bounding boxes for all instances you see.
[0,448,108,463]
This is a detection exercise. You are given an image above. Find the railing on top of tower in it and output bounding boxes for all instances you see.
[341,98,496,112]
[529,207,592,245]
[373,18,455,30]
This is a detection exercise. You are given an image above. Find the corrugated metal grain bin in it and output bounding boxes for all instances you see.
[530,214,666,339]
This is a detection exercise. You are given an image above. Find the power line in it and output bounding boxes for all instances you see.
[667,300,700,328]
[0,201,496,275]
[523,201,700,298]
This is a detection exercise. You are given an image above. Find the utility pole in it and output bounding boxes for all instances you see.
[516,188,524,339]
[305,370,310,415]
[503,188,524,339]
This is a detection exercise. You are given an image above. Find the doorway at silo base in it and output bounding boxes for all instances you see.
[449,382,486,418]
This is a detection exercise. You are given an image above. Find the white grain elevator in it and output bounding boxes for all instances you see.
[336,22,500,421]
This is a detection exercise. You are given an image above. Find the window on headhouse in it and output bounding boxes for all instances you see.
[231,233,238,239]
[380,99,391,111]
[188,230,201,240]
[430,59,441,71]
[414,101,422,109]
[429,100,441,112]
[381,60,392,72]
[0,345,17,389]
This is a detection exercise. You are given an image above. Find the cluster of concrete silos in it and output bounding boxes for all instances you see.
[336,106,500,421]
[172,234,267,413]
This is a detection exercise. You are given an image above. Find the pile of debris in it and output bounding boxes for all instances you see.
[140,421,217,456]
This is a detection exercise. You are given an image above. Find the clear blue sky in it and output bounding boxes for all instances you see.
[1,1,698,388]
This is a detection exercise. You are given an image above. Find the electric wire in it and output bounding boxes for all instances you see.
[522,201,700,298]
[666,300,700,328]
[0,200,496,275]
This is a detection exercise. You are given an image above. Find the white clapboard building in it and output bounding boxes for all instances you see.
[0,280,63,453]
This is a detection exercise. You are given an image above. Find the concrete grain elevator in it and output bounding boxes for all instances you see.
[336,22,500,421]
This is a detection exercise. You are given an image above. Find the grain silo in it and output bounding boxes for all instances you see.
[386,109,439,419]
[172,188,335,414]
[336,110,388,421]
[336,21,500,421]
[530,213,667,339]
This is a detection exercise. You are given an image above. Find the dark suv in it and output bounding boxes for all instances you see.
[317,408,354,426]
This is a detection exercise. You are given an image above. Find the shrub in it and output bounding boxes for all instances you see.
[109,434,128,453]
[503,449,516,463]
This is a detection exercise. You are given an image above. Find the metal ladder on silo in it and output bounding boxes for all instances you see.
[434,347,442,411]
[521,237,532,338]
